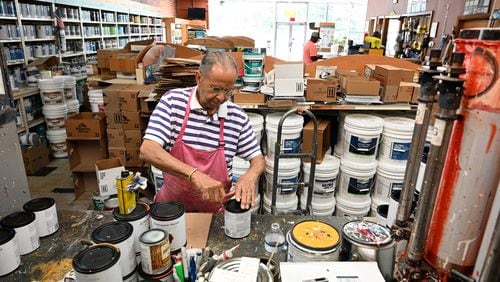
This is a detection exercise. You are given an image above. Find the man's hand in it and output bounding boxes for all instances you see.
[233,173,258,210]
[190,170,226,204]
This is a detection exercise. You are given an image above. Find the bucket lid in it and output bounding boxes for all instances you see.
[342,220,392,246]
[377,160,406,174]
[139,229,167,244]
[266,113,304,128]
[150,202,185,221]
[345,114,384,129]
[340,157,377,172]
[265,156,301,171]
[242,76,263,83]
[224,199,250,213]
[291,220,340,251]
[113,202,150,222]
[0,211,35,228]
[0,227,15,245]
[72,244,121,274]
[23,197,55,212]
[303,155,340,172]
[91,222,133,244]
[383,117,415,133]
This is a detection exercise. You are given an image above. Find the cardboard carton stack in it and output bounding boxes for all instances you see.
[337,69,381,103]
[273,62,305,97]
[373,65,415,102]
[155,57,199,95]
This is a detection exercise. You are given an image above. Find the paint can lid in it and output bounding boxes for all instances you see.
[224,199,250,213]
[91,222,133,244]
[0,211,35,228]
[72,244,121,274]
[113,202,150,221]
[342,220,392,246]
[291,220,340,251]
[150,202,185,220]
[23,197,55,212]
[0,227,15,245]
[140,228,167,244]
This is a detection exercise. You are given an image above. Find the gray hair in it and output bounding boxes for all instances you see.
[199,51,238,77]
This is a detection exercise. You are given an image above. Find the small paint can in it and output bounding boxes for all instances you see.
[72,243,122,281]
[149,202,186,253]
[137,262,174,282]
[114,202,151,264]
[0,211,40,255]
[286,220,340,262]
[104,197,119,211]
[0,227,21,276]
[224,199,251,238]
[139,229,171,275]
[23,197,59,237]
[91,222,136,278]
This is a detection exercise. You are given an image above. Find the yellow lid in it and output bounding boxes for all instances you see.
[291,220,340,250]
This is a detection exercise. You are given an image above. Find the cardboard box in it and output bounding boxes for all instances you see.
[267,99,297,108]
[109,46,152,73]
[108,147,127,165]
[65,112,106,139]
[95,158,125,196]
[274,78,304,97]
[344,77,381,96]
[315,65,337,78]
[303,119,331,163]
[27,56,59,70]
[374,65,401,86]
[67,139,108,171]
[138,85,159,113]
[122,111,143,130]
[85,63,99,76]
[412,84,421,103]
[398,82,417,102]
[97,48,122,69]
[400,68,415,83]
[107,128,125,148]
[72,171,98,199]
[103,84,127,110]
[233,93,266,104]
[336,69,360,90]
[381,85,399,102]
[105,110,123,129]
[124,130,143,149]
[126,148,143,167]
[363,64,377,78]
[120,84,144,112]
[306,78,337,102]
[22,143,50,174]
[274,62,304,78]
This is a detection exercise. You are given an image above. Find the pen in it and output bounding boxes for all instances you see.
[189,255,197,282]
[181,247,189,280]
[174,262,185,282]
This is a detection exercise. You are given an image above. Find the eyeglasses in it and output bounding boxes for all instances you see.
[208,84,235,98]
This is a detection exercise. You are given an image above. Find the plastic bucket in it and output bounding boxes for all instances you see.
[149,202,186,253]
[151,165,164,195]
[38,78,64,104]
[302,155,340,205]
[334,112,349,157]
[232,157,259,196]
[0,227,20,276]
[386,190,401,228]
[23,197,59,237]
[263,192,298,214]
[42,104,67,129]
[66,99,80,116]
[264,156,300,202]
[73,243,122,281]
[224,199,251,239]
[53,75,76,100]
[343,114,384,161]
[265,113,303,159]
[243,52,264,77]
[250,193,261,214]
[286,220,340,262]
[379,117,414,163]
[88,89,104,113]
[0,211,40,255]
[246,112,264,143]
[139,229,171,275]
[335,196,371,219]
[300,195,336,216]
[371,196,388,217]
[46,128,67,158]
[373,160,406,202]
[338,157,377,202]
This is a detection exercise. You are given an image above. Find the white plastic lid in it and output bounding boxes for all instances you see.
[345,114,384,129]
[266,113,304,128]
[265,155,301,171]
[303,154,340,173]
[340,157,377,172]
[383,117,415,133]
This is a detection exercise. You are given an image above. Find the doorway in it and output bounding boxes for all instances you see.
[274,2,308,61]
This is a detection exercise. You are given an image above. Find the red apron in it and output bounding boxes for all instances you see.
[154,89,230,213]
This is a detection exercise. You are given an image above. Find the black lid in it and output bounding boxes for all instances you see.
[72,244,121,274]
[113,202,150,221]
[224,199,249,213]
[1,211,35,228]
[23,197,55,212]
[376,204,389,217]
[150,202,184,220]
[91,222,133,244]
[0,227,15,245]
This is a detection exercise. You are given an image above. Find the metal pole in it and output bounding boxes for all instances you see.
[407,52,466,265]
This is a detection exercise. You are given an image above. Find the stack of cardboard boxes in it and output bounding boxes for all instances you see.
[372,65,416,103]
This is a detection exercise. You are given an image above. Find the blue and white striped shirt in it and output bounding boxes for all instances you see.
[144,86,262,176]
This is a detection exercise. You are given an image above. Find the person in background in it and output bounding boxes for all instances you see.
[140,51,265,213]
[303,31,323,64]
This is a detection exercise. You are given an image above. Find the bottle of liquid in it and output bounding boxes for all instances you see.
[264,222,285,254]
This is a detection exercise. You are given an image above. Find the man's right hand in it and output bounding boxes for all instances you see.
[190,170,226,204]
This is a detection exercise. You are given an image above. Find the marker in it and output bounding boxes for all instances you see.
[189,256,197,282]
[174,262,185,282]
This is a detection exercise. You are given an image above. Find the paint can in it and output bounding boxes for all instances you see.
[224,199,251,239]
[340,220,395,281]
[149,202,186,253]
[137,262,174,282]
[139,229,171,275]
[116,170,137,215]
[286,220,340,262]
[0,211,39,255]
[22,197,59,237]
[0,227,20,276]
[113,202,151,265]
[72,243,122,281]
[91,222,136,278]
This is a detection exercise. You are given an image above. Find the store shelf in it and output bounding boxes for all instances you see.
[102,22,118,25]
[63,19,81,23]
[66,37,83,40]
[118,34,129,37]
[20,17,54,22]
[102,35,117,38]
[62,52,84,58]
[24,37,56,42]
[84,35,102,39]
[7,61,25,66]
[27,118,45,129]
[0,39,21,43]
[12,87,39,100]
[0,16,17,20]
[81,21,100,24]
[85,51,97,55]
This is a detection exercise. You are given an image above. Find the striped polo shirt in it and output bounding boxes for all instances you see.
[144,86,262,177]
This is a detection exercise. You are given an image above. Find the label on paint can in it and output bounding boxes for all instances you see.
[0,211,40,255]
[23,197,59,237]
[139,229,171,275]
[224,199,251,239]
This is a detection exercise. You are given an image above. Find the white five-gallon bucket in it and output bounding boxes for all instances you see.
[66,99,80,116]
[302,155,340,205]
[386,190,401,228]
[0,211,40,255]
[334,111,348,157]
[379,117,414,163]
[46,128,67,158]
[246,112,264,143]
[263,192,298,214]
[88,89,104,113]
[53,75,76,100]
[373,160,406,203]
[335,196,371,219]
[265,156,300,202]
[343,114,384,161]
[72,243,122,281]
[265,113,303,159]
[243,52,265,77]
[376,204,389,227]
[371,196,388,217]
[338,157,377,202]
[286,220,340,262]
[42,104,67,129]
[300,195,336,216]
[151,165,164,195]
[22,197,59,237]
[149,202,186,253]
[0,227,21,276]
[38,77,65,104]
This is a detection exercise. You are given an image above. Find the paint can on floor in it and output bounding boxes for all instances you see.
[113,203,150,265]
[149,202,186,253]
[0,211,39,255]
[91,221,136,278]
[139,229,171,275]
[22,197,59,237]
[0,227,21,276]
[224,199,251,239]
[72,243,122,281]
[286,220,340,262]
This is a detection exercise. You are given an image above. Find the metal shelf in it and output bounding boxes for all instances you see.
[24,37,56,42]
[20,17,54,22]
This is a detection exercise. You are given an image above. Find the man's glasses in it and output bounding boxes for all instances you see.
[208,84,235,98]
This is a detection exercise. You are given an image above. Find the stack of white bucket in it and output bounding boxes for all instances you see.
[232,157,260,214]
[88,89,104,112]
[54,75,79,116]
[39,77,68,158]
[246,112,264,145]
[336,114,383,219]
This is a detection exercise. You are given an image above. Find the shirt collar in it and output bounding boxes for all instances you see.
[190,86,228,120]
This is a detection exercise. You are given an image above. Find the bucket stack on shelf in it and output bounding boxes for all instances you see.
[88,89,104,112]
[54,75,80,116]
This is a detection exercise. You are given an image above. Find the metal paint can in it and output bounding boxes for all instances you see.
[72,243,122,281]
[91,221,136,278]
[286,220,340,262]
[113,203,151,264]
[224,199,251,239]
[137,262,174,282]
[0,227,20,276]
[139,229,171,275]
[116,170,137,215]
[23,197,59,237]
[149,202,186,253]
[0,211,40,255]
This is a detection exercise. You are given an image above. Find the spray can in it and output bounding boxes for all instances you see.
[116,170,136,215]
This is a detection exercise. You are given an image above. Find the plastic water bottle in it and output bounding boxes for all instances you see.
[264,223,285,254]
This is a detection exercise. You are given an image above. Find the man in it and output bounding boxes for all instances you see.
[140,51,265,213]
[303,31,323,64]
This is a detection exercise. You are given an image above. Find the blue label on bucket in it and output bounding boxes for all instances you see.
[348,177,374,195]
[349,136,378,156]
[390,142,411,160]
[283,137,301,154]
[280,177,298,194]
[390,182,403,192]
[315,178,336,195]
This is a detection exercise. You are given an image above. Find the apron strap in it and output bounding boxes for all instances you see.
[218,118,225,148]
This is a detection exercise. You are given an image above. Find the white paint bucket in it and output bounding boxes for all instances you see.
[66,99,80,116]
[0,227,21,276]
[300,195,336,216]
[0,211,40,255]
[338,157,377,202]
[379,117,414,163]
[46,128,67,158]
[373,160,406,203]
[250,193,261,214]
[334,111,348,157]
[139,229,171,275]
[88,89,104,112]
[335,196,371,219]
[386,190,401,228]
[91,222,136,278]
[286,220,340,262]
[224,199,251,239]
[263,192,298,214]
[265,112,303,159]
[38,78,65,104]
[343,114,384,161]
[22,197,59,237]
[53,75,76,100]
[123,269,138,282]
[246,112,264,143]
[302,155,340,205]
[113,203,151,265]
[243,52,264,77]
[42,104,67,129]
[376,204,389,227]
[72,243,122,281]
[151,165,164,195]
[370,196,388,217]
[264,156,300,202]
[149,202,186,253]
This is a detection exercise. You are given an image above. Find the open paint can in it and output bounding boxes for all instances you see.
[72,243,122,281]
[0,227,21,276]
[286,220,340,262]
[224,199,251,238]
[139,229,171,275]
[0,211,40,255]
[23,197,59,237]
[149,202,186,253]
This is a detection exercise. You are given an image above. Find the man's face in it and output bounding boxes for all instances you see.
[196,64,237,114]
